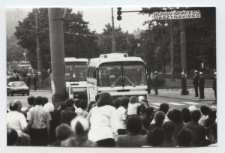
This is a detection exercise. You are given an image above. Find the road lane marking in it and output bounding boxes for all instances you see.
[151,103,161,106]
[168,102,185,106]
[182,102,200,105]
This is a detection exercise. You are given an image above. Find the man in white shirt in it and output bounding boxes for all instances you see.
[7,102,28,137]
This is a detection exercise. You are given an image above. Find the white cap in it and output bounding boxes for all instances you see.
[194,70,198,73]
[70,116,89,134]
[181,72,185,75]
[199,72,203,75]
[188,105,197,112]
[154,71,158,74]
[214,72,217,75]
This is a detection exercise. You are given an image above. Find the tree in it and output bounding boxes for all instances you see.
[7,35,24,62]
[140,7,216,73]
[14,8,100,70]
[98,23,132,54]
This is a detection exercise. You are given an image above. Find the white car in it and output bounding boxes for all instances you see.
[7,81,29,96]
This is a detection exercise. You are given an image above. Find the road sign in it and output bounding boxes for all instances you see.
[153,10,201,20]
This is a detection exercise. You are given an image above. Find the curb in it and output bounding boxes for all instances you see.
[149,94,215,102]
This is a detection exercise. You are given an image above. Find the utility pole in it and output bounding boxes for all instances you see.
[170,20,174,80]
[111,8,116,53]
[180,19,187,73]
[35,8,42,86]
[48,8,66,109]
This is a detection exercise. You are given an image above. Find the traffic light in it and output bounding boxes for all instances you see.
[117,7,122,21]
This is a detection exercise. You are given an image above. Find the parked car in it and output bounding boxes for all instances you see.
[7,81,29,96]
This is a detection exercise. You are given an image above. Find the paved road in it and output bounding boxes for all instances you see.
[7,90,215,111]
[148,95,215,110]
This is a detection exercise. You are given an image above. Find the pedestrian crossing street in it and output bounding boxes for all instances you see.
[149,101,200,109]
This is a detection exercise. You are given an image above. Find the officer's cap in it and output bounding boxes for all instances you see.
[214,72,217,75]
[154,71,158,74]
[194,70,198,73]
[199,72,203,75]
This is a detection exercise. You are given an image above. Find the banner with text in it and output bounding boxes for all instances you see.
[152,10,201,20]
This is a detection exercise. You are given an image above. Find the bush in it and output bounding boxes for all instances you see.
[158,77,166,87]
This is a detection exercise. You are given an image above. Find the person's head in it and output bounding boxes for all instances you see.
[188,105,197,113]
[146,128,165,147]
[66,99,75,108]
[199,72,203,76]
[42,97,48,106]
[208,108,217,118]
[206,123,217,144]
[97,92,113,107]
[114,97,122,109]
[191,110,201,122]
[146,107,154,118]
[162,121,176,142]
[129,96,137,104]
[200,105,210,115]
[14,100,22,111]
[177,129,193,147]
[27,96,35,106]
[121,97,129,109]
[9,102,18,111]
[181,108,192,123]
[71,116,90,136]
[159,103,169,114]
[55,124,73,141]
[154,111,165,126]
[35,96,43,105]
[80,100,88,110]
[87,101,96,112]
[7,128,18,146]
[214,72,217,77]
[60,101,67,110]
[17,132,30,146]
[181,72,185,76]
[126,116,142,135]
[194,70,198,74]
[170,109,182,123]
[74,99,81,108]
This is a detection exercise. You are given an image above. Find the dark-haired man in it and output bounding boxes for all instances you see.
[117,116,147,147]
[7,102,28,137]
[60,99,77,125]
[182,110,206,146]
[27,96,52,146]
[7,128,19,146]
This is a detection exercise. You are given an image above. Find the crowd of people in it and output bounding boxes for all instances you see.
[7,92,217,147]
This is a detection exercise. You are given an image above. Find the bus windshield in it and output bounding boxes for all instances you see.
[65,62,87,81]
[99,62,147,87]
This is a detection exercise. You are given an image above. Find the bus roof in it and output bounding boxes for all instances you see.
[89,56,145,67]
[65,57,88,62]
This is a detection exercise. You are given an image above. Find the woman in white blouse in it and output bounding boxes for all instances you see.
[87,92,119,147]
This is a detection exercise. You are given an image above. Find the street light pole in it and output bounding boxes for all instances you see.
[35,8,42,86]
[170,20,174,81]
[111,8,116,53]
[180,19,187,73]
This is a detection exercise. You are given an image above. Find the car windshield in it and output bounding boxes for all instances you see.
[99,62,147,87]
[65,62,87,81]
[11,82,26,87]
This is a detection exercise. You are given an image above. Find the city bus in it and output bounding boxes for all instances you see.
[64,57,88,99]
[87,53,148,102]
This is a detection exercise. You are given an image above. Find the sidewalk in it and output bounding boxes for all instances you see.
[150,88,216,102]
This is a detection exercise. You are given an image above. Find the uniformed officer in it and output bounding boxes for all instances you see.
[213,72,217,100]
[181,72,188,95]
[193,70,199,97]
[147,74,153,94]
[198,72,205,99]
[153,71,159,95]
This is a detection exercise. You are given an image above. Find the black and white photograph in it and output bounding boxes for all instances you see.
[2,0,224,151]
